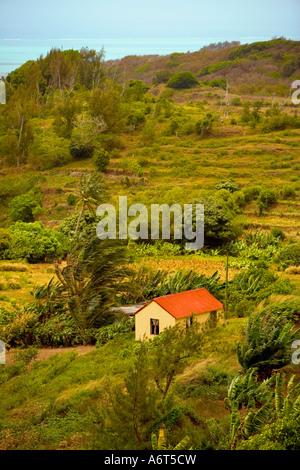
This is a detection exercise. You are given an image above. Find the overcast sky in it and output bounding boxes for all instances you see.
[0,0,299,39]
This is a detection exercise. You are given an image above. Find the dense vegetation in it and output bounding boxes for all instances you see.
[0,39,300,450]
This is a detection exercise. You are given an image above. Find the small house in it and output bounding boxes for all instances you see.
[135,288,223,341]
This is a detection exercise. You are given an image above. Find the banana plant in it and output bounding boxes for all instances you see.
[151,426,193,451]
[275,372,300,419]
[226,368,275,449]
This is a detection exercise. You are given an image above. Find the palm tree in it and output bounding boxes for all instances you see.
[74,171,107,235]
[55,235,131,339]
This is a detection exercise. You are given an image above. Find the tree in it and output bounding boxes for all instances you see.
[195,114,214,137]
[167,72,199,89]
[257,189,277,215]
[54,236,131,335]
[29,129,71,169]
[150,322,204,397]
[72,172,107,235]
[202,198,238,247]
[93,147,110,173]
[123,79,149,102]
[90,81,121,131]
[8,221,64,263]
[5,83,37,166]
[53,94,81,138]
[78,47,105,89]
[100,343,160,449]
[0,228,11,258]
[7,186,43,222]
[70,114,107,159]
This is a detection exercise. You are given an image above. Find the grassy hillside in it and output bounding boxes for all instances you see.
[0,39,300,451]
[0,319,246,450]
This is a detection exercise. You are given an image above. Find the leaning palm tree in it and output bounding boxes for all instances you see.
[74,171,107,235]
[55,235,132,338]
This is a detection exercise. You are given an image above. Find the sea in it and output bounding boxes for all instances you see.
[0,36,272,78]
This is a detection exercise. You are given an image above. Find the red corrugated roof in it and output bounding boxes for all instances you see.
[135,288,223,319]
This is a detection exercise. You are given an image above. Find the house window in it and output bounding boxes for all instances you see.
[150,319,159,335]
[186,316,193,328]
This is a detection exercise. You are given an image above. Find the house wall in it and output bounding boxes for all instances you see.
[135,302,176,341]
[175,309,223,328]
[175,312,210,328]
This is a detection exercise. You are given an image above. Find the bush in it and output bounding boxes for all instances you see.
[167,72,199,89]
[66,193,77,206]
[202,79,227,90]
[257,189,277,215]
[215,180,240,193]
[153,70,173,85]
[195,115,214,137]
[201,198,238,247]
[7,187,43,222]
[231,97,242,106]
[7,222,65,263]
[14,346,38,365]
[270,227,285,240]
[0,229,11,259]
[30,131,71,169]
[242,186,261,202]
[261,114,300,133]
[281,184,296,199]
[275,244,300,268]
[237,416,300,450]
[99,134,125,152]
[93,147,110,173]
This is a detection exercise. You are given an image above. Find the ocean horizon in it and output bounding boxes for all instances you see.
[0,35,276,77]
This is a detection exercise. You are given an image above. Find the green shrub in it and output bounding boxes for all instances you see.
[167,71,199,89]
[66,193,77,206]
[7,187,43,222]
[195,115,213,137]
[14,346,38,365]
[261,114,300,133]
[237,416,300,450]
[0,229,11,259]
[242,186,261,202]
[215,180,240,193]
[275,244,300,268]
[281,184,296,199]
[257,189,277,215]
[153,70,174,85]
[7,222,65,263]
[231,97,242,106]
[270,227,285,240]
[30,131,71,169]
[202,79,227,90]
[93,147,110,173]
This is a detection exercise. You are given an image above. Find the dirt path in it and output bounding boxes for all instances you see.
[5,345,96,366]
